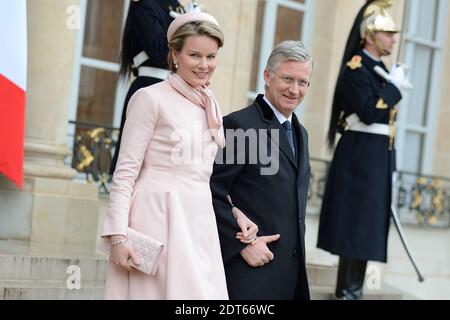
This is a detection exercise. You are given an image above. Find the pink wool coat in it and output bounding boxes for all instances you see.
[100,81,228,300]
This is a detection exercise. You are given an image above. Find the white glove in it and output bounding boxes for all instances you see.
[170,1,203,17]
[187,1,203,13]
[390,63,413,91]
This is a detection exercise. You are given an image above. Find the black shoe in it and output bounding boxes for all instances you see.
[334,289,363,300]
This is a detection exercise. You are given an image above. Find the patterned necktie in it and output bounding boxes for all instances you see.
[282,120,295,158]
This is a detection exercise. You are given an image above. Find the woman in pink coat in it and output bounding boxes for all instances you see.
[99,12,256,300]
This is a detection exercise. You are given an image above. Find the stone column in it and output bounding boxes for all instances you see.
[0,0,100,251]
[24,0,78,180]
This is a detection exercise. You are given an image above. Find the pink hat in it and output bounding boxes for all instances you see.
[167,11,220,41]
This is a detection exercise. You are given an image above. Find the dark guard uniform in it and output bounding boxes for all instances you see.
[317,50,401,262]
[317,0,408,299]
[110,0,184,174]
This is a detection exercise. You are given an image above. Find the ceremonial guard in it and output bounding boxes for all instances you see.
[110,0,185,174]
[317,0,412,299]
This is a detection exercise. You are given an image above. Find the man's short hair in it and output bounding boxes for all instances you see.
[265,40,313,73]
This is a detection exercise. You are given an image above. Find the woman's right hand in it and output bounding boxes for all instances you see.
[226,195,259,245]
[233,207,259,245]
[109,235,141,271]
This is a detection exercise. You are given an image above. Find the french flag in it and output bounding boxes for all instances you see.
[0,0,27,189]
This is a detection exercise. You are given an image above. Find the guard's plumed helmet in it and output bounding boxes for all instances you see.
[360,0,400,39]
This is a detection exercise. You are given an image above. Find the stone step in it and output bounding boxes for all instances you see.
[310,285,405,300]
[0,241,345,300]
[0,254,406,300]
[0,240,107,299]
[0,280,104,300]
[0,255,335,283]
[306,263,337,287]
[0,254,107,285]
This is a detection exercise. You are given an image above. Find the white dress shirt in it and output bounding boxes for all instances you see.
[263,95,292,125]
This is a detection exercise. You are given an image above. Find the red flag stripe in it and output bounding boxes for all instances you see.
[0,74,26,189]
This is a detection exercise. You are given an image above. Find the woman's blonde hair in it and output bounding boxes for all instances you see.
[167,20,224,72]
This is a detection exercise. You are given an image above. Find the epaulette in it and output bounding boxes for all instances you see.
[346,55,362,70]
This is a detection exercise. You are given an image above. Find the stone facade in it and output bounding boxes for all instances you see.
[0,0,449,299]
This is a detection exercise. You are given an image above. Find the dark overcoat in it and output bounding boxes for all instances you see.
[211,94,311,299]
[317,50,402,262]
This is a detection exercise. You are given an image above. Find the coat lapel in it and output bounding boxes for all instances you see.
[254,95,298,170]
[292,113,308,178]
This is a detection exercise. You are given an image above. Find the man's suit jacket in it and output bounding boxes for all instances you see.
[210,94,311,300]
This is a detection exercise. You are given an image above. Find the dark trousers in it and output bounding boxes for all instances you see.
[335,256,367,299]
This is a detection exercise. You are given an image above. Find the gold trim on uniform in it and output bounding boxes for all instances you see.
[376,98,388,109]
[346,55,362,70]
[388,107,398,150]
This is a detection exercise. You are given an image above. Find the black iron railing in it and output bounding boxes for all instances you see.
[69,120,118,194]
[306,157,450,228]
[395,171,450,227]
[69,122,450,227]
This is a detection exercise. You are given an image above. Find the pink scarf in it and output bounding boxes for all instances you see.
[167,72,225,148]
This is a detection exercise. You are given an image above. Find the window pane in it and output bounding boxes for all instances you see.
[77,66,118,126]
[274,6,304,46]
[249,0,265,92]
[83,0,125,62]
[402,132,424,172]
[414,0,438,41]
[406,44,433,126]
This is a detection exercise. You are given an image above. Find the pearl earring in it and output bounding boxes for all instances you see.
[175,62,179,69]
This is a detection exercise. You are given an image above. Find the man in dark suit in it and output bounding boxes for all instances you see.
[210,40,313,300]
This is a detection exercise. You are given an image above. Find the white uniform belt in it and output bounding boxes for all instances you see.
[138,66,169,80]
[133,51,149,68]
[345,113,390,136]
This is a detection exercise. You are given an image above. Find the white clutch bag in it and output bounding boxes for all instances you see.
[126,227,164,276]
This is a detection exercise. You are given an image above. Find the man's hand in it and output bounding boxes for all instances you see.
[240,234,280,267]
[390,63,413,91]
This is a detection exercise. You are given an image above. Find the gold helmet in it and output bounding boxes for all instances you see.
[360,0,400,39]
